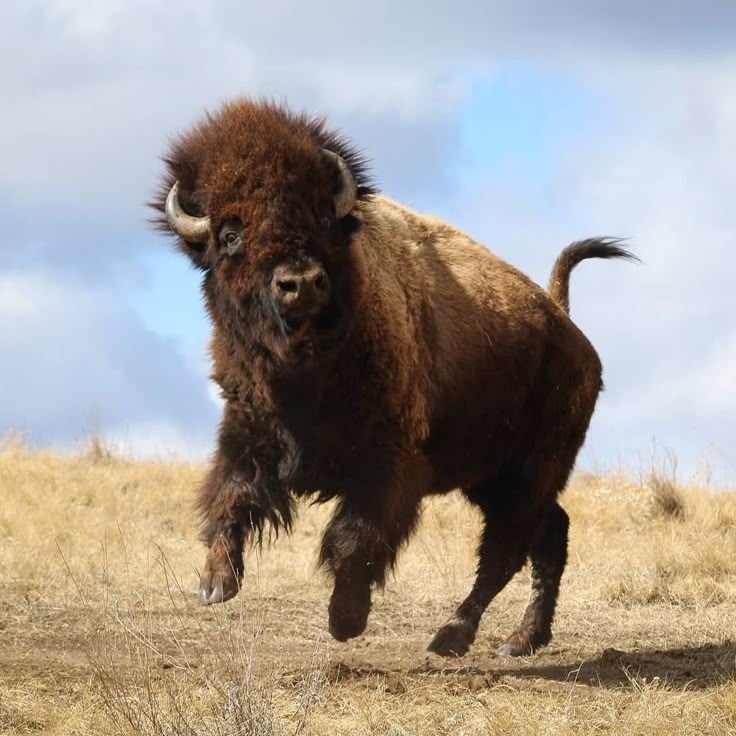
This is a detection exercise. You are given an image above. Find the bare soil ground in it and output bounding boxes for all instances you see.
[1,443,735,734]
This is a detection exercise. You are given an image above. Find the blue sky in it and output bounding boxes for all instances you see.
[455,67,607,199]
[2,2,735,482]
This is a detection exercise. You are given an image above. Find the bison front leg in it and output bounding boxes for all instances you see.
[199,527,243,605]
[197,465,264,605]
[319,499,419,641]
[197,407,292,606]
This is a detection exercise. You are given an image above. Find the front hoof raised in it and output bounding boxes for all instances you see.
[198,541,242,606]
[427,618,476,657]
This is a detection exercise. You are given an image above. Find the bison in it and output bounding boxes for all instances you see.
[153,99,636,657]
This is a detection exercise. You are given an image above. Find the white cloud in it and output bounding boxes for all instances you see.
[46,0,129,43]
[0,269,218,451]
[58,420,215,462]
[610,331,736,422]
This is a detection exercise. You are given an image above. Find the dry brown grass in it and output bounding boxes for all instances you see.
[1,440,735,735]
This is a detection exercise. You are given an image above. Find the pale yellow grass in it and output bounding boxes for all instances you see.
[0,441,734,735]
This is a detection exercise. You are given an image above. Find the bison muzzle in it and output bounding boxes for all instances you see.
[153,99,637,657]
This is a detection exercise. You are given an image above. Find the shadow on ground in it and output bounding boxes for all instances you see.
[327,641,736,692]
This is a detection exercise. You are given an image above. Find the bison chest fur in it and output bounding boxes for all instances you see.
[265,361,403,500]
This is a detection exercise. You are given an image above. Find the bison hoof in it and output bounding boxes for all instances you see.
[496,629,550,657]
[198,541,242,606]
[329,611,368,642]
[328,586,371,641]
[198,572,240,605]
[427,618,476,657]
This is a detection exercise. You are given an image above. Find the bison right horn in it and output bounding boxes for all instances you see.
[323,150,357,219]
[165,181,211,243]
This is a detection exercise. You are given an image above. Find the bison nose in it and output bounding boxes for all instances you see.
[271,263,331,314]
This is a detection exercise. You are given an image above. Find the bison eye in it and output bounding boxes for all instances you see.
[218,219,244,255]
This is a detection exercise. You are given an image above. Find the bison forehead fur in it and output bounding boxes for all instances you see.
[154,99,373,271]
[152,98,636,658]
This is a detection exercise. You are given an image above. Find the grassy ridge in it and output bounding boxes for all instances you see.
[0,442,734,735]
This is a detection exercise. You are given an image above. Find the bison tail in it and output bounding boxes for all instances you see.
[548,238,639,315]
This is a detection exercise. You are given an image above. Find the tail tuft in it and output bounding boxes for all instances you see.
[548,238,639,314]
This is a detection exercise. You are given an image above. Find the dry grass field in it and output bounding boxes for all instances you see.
[1,436,735,735]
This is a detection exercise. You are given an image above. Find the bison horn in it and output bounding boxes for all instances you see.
[165,181,211,243]
[323,149,357,218]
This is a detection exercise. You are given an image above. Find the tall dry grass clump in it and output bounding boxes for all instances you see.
[1,439,735,735]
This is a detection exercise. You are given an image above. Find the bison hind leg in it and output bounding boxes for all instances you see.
[428,454,575,659]
[427,488,534,658]
[496,502,569,656]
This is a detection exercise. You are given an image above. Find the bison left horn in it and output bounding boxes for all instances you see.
[165,181,211,243]
[323,149,357,219]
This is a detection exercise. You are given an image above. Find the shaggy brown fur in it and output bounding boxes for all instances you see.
[153,99,636,657]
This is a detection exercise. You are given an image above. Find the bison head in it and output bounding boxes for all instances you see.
[153,100,374,370]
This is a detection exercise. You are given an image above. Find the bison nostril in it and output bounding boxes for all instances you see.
[277,279,299,294]
[272,266,330,308]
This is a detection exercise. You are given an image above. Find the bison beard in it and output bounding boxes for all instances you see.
[153,99,637,658]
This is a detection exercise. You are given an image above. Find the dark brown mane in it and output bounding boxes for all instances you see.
[149,99,376,244]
